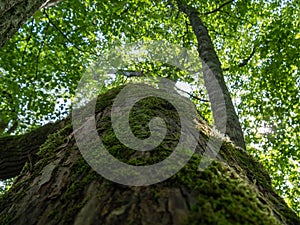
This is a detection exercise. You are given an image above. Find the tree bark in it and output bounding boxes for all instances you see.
[177,1,246,150]
[0,0,47,48]
[0,2,298,224]
[0,119,66,179]
[0,87,298,225]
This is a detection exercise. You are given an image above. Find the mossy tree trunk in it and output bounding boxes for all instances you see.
[0,1,298,224]
[0,87,299,225]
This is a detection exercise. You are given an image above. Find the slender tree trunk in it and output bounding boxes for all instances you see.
[177,1,246,150]
[0,0,47,48]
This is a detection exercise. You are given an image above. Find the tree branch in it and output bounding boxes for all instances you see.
[43,10,93,55]
[204,0,234,16]
[39,0,62,9]
[0,119,67,180]
[223,46,256,71]
[175,87,209,102]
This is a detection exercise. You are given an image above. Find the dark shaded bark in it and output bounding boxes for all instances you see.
[0,87,299,225]
[0,119,67,180]
[0,0,47,48]
[177,1,246,150]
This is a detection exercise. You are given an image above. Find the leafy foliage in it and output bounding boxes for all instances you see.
[0,0,298,214]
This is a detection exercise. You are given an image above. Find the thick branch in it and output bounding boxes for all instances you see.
[177,1,246,149]
[0,119,66,180]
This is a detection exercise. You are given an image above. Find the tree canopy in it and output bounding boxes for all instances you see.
[0,0,299,214]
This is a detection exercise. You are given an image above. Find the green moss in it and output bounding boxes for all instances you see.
[97,94,180,165]
[0,213,14,225]
[216,141,300,223]
[168,157,281,225]
[1,85,298,225]
[38,123,73,158]
[93,86,299,224]
[63,157,97,201]
[92,86,288,224]
[220,141,272,189]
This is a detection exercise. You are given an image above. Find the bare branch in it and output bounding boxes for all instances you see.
[39,0,62,9]
[118,70,144,77]
[175,87,209,102]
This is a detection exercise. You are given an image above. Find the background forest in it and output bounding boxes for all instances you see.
[0,0,299,215]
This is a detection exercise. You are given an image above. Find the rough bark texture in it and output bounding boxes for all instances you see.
[0,0,47,48]
[177,1,246,150]
[0,119,67,179]
[0,87,298,225]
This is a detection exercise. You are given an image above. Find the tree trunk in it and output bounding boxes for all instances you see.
[177,1,246,150]
[0,87,298,225]
[0,0,47,48]
[0,1,298,224]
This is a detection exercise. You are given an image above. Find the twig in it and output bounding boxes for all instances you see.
[204,0,234,15]
[238,46,256,67]
[43,10,92,54]
[114,69,144,77]
[223,45,256,71]
[175,87,209,102]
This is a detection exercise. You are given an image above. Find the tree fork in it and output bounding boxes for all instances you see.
[176,1,246,150]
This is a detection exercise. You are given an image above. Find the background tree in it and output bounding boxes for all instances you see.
[0,0,299,217]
